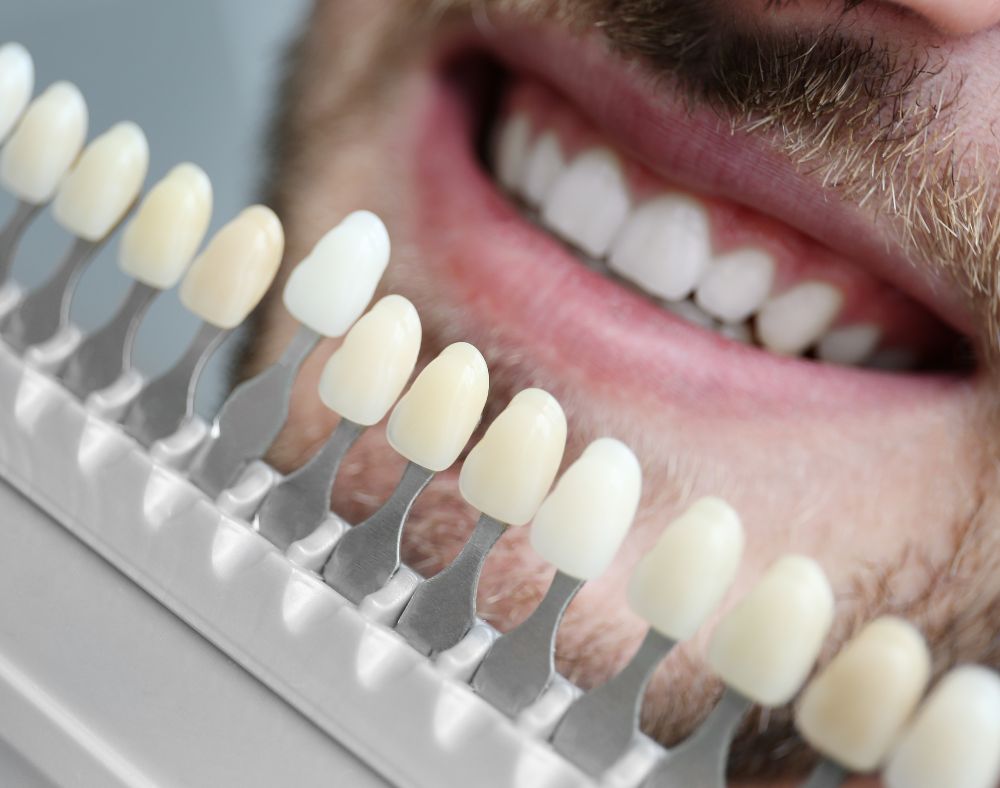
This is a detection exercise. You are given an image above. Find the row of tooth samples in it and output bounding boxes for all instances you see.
[495,112,895,368]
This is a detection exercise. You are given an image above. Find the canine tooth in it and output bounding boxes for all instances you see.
[883,665,1000,788]
[282,210,391,337]
[386,342,489,471]
[609,194,713,301]
[179,205,284,328]
[665,298,718,329]
[529,438,641,579]
[52,121,149,241]
[816,324,881,366]
[318,294,421,426]
[695,248,775,323]
[719,322,752,343]
[542,147,631,258]
[0,81,87,204]
[459,388,567,526]
[756,281,843,356]
[521,130,566,207]
[0,43,33,143]
[796,617,931,772]
[118,163,213,289]
[495,112,531,191]
[707,555,833,706]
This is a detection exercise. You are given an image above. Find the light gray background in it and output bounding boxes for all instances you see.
[0,0,313,414]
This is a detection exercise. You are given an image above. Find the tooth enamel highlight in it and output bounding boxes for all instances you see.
[883,665,1000,788]
[496,112,531,192]
[386,342,489,472]
[521,130,566,207]
[542,148,631,258]
[816,324,881,366]
[0,43,33,144]
[795,617,931,772]
[318,294,421,426]
[695,248,775,323]
[609,195,713,302]
[117,163,213,289]
[282,210,391,337]
[529,438,641,579]
[707,555,834,706]
[626,497,744,640]
[755,281,844,356]
[179,205,284,329]
[459,388,567,526]
[0,81,87,204]
[52,121,149,241]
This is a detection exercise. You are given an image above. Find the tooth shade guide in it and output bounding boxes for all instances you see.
[0,42,34,144]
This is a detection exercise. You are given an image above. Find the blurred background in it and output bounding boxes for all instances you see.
[0,0,313,413]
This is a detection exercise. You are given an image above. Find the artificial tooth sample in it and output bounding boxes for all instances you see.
[521,130,566,207]
[474,438,641,717]
[796,616,931,773]
[609,194,713,302]
[883,665,1000,788]
[816,324,881,366]
[495,112,531,191]
[755,281,843,356]
[542,148,631,258]
[257,295,421,552]
[695,248,775,323]
[0,81,87,204]
[0,43,33,143]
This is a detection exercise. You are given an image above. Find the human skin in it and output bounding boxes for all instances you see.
[242,0,1000,783]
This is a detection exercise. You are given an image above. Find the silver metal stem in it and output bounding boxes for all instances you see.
[60,281,159,398]
[187,324,321,497]
[552,627,677,776]
[472,569,585,717]
[2,237,99,352]
[0,201,41,285]
[323,461,436,604]
[395,512,509,656]
[798,758,849,788]
[256,417,366,551]
[639,687,753,788]
[121,322,230,447]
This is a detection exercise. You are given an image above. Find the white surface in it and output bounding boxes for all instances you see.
[756,281,844,355]
[495,112,530,192]
[816,324,881,366]
[521,130,566,208]
[695,248,775,323]
[0,43,33,144]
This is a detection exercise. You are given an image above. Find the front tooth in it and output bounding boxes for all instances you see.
[883,665,1000,788]
[117,163,213,289]
[609,194,713,301]
[0,81,87,204]
[0,43,34,143]
[626,497,744,640]
[795,617,931,772]
[521,130,566,207]
[459,388,567,525]
[529,438,642,579]
[816,324,881,366]
[52,121,149,241]
[318,294,421,426]
[707,555,834,706]
[695,248,775,323]
[495,112,531,191]
[282,210,391,337]
[755,281,844,355]
[541,148,631,258]
[179,205,284,329]
[386,342,489,472]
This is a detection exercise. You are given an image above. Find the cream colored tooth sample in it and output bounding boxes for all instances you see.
[707,555,833,706]
[756,281,843,356]
[529,438,641,579]
[179,205,284,329]
[318,294,421,426]
[459,388,567,525]
[627,497,743,639]
[0,43,34,143]
[282,210,391,338]
[118,163,213,289]
[522,130,566,207]
[795,617,931,773]
[0,81,87,204]
[386,342,489,472]
[883,665,1000,788]
[495,112,531,191]
[52,121,149,241]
